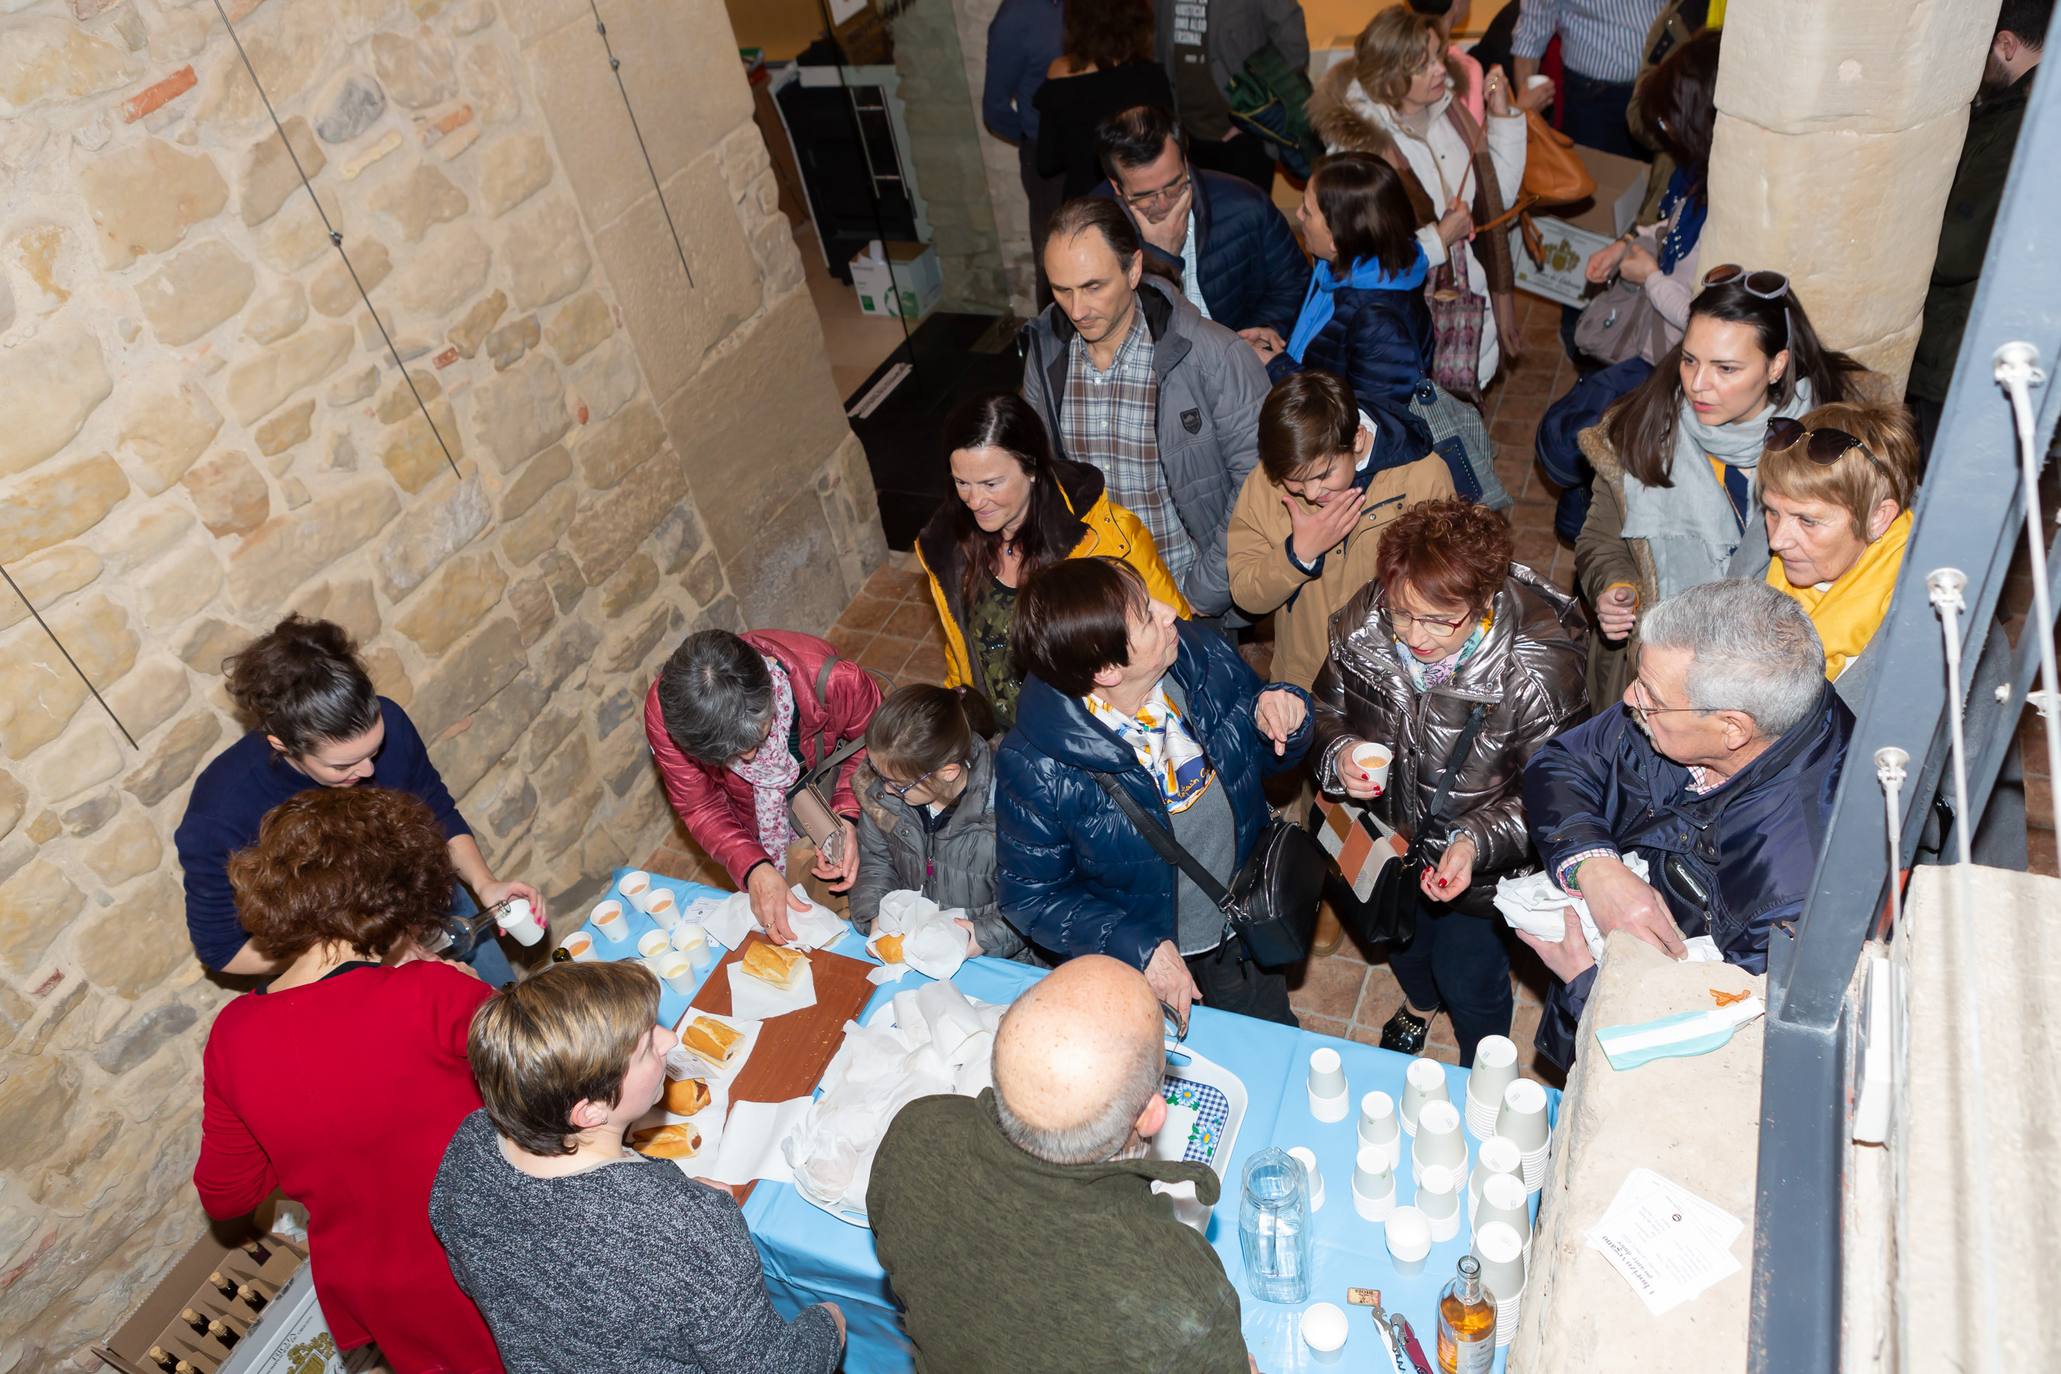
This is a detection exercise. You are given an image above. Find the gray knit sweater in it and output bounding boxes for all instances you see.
[429,1111,841,1373]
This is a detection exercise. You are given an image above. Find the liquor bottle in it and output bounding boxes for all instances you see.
[146,1347,177,1371]
[241,1237,273,1265]
[1436,1254,1497,1374]
[206,1317,241,1349]
[206,1271,236,1300]
[175,1360,212,1374]
[237,1282,270,1313]
[178,1308,210,1338]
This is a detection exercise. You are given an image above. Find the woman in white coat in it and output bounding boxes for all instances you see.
[1309,6,1527,393]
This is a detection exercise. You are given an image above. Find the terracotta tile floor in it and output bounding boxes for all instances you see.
[644,291,2056,1083]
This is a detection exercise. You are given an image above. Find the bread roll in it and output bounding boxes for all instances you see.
[629,1123,701,1159]
[740,940,808,990]
[663,1076,712,1116]
[680,1015,745,1066]
[874,933,905,964]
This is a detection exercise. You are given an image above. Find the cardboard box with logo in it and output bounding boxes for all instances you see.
[851,239,942,319]
[1514,143,1652,310]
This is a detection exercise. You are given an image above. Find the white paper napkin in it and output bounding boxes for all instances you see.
[784,886,849,950]
[703,1096,814,1187]
[699,892,757,951]
[726,956,819,1019]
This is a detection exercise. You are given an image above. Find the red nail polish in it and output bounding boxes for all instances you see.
[1438,878,1449,888]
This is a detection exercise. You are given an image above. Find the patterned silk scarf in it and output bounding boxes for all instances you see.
[729,657,801,871]
[1085,684,1214,814]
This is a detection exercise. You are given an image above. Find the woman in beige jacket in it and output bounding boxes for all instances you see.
[1227,370,1453,690]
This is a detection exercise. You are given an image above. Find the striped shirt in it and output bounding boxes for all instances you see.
[1512,0,1666,84]
[1060,308,1196,581]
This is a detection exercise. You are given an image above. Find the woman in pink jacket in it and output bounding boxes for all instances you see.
[643,629,884,940]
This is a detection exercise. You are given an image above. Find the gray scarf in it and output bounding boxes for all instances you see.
[1621,378,1816,598]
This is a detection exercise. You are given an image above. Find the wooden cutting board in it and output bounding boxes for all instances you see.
[679,935,876,1203]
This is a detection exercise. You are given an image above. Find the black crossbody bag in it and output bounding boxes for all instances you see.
[1091,770,1328,970]
[1332,703,1491,948]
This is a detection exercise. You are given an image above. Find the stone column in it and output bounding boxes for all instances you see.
[1700,0,2004,387]
[891,1,1011,310]
[943,0,1040,316]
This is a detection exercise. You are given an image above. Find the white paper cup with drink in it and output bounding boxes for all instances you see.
[494,896,547,947]
[670,922,714,973]
[642,887,679,929]
[657,951,696,995]
[559,931,596,962]
[616,869,652,911]
[590,899,630,944]
[637,931,671,965]
[1349,741,1393,792]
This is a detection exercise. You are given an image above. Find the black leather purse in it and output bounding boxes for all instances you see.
[1093,774,1328,969]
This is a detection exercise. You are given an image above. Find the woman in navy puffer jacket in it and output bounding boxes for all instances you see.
[1271,152,1441,481]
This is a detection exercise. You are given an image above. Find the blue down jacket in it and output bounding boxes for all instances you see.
[1268,264,1438,480]
[1096,169,1310,337]
[1522,686,1854,1068]
[995,622,1312,969]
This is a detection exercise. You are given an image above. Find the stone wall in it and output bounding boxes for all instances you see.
[0,0,883,1363]
[1702,0,2002,387]
[936,0,1039,316]
[889,0,1009,312]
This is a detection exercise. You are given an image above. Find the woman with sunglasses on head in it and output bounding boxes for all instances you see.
[917,391,1188,734]
[1735,402,1920,702]
[1308,499,1588,1064]
[848,685,1045,965]
[1575,266,1869,706]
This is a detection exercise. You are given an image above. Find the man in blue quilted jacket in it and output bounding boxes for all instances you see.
[995,557,1312,1026]
[1517,580,1853,1068]
[1092,105,1309,360]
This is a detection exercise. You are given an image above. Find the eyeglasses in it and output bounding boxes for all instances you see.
[1384,598,1475,636]
[1763,416,1895,486]
[880,761,960,801]
[1121,171,1191,210]
[1627,678,1740,724]
[1702,263,1789,300]
[1160,1000,1190,1042]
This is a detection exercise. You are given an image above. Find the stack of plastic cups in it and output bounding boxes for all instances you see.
[1301,1302,1349,1365]
[1399,1057,1448,1137]
[1496,1080,1553,1191]
[1474,1172,1533,1266]
[1473,1220,1527,1347]
[1468,1136,1524,1226]
[1351,1145,1396,1221]
[1357,1091,1402,1171]
[1307,1048,1350,1123]
[1385,1206,1431,1277]
[1412,1100,1469,1196]
[1417,1163,1461,1242]
[1287,1146,1325,1214]
[1464,1036,1519,1139]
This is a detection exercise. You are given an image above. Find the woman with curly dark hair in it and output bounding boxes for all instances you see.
[194,786,503,1374]
[1309,499,1590,1063]
[174,614,539,978]
[1034,0,1174,197]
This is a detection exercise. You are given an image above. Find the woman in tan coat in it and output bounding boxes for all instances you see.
[1227,369,1452,689]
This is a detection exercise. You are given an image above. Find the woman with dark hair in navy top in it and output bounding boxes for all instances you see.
[174,615,543,980]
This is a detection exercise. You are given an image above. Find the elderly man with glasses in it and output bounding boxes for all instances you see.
[1517,579,1854,1069]
[1092,104,1311,365]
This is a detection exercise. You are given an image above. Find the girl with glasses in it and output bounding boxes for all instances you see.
[1309,499,1589,1064]
[848,685,1044,964]
[1574,269,1869,707]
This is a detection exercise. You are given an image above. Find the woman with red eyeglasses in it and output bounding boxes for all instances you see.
[1308,499,1589,1064]
[1574,267,1870,707]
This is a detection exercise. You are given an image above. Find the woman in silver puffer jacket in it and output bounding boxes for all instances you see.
[1310,499,1588,1063]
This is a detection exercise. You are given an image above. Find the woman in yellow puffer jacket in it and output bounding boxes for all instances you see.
[915,391,1188,731]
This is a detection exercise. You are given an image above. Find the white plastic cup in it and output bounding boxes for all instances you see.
[1287,1145,1324,1213]
[1413,1100,1468,1174]
[637,930,671,963]
[1526,73,1552,90]
[1470,1136,1523,1215]
[657,951,696,995]
[1497,1079,1551,1152]
[1351,1145,1396,1221]
[559,930,596,962]
[1307,1047,1349,1122]
[494,896,547,947]
[1349,741,1393,791]
[1301,1302,1349,1363]
[1466,1036,1520,1113]
[616,869,652,910]
[642,887,680,929]
[1418,1163,1461,1241]
[1474,1219,1527,1304]
[1475,1171,1531,1247]
[670,922,714,973]
[590,899,630,944]
[1385,1206,1431,1276]
[1401,1057,1448,1136]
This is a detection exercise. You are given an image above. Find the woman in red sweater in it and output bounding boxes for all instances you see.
[194,786,502,1373]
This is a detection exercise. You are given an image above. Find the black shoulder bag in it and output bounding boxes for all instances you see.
[1341,703,1492,949]
[1091,772,1328,970]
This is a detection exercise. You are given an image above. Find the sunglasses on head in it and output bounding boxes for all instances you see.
[1764,416,1893,482]
[1702,263,1790,300]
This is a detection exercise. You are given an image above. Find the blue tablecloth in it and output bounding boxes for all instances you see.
[579,869,1554,1374]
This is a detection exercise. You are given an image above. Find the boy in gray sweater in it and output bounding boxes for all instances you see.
[430,962,842,1373]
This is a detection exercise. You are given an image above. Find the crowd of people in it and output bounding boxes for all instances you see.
[175,1,2048,1369]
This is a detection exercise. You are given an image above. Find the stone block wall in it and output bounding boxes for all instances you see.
[1702,0,2002,386]
[889,0,1009,311]
[0,0,883,1362]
